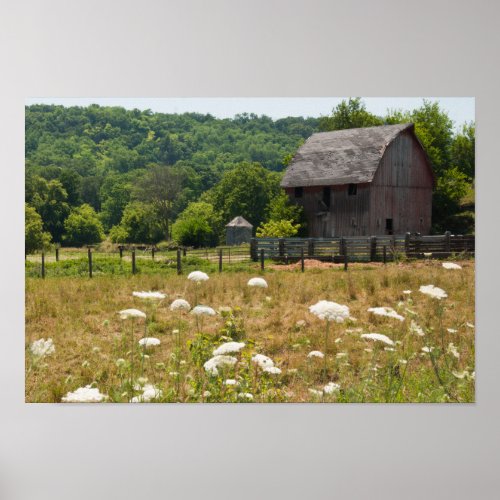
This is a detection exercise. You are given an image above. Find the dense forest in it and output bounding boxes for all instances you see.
[25,99,475,251]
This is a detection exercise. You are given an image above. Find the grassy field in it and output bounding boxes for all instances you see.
[25,259,475,403]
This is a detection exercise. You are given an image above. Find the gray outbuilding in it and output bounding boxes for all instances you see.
[225,216,253,245]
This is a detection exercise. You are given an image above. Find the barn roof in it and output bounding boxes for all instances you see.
[225,216,253,228]
[280,123,415,188]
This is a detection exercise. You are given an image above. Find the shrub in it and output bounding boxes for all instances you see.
[25,203,51,253]
[63,204,105,246]
[172,202,222,248]
[256,219,300,238]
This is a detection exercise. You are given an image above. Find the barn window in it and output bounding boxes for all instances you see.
[322,187,331,208]
[385,218,393,235]
[348,183,357,196]
[294,187,303,198]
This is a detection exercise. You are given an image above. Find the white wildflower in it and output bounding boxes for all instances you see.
[265,296,272,302]
[323,382,340,395]
[336,352,348,359]
[447,328,458,334]
[203,391,212,398]
[447,342,460,359]
[62,385,107,403]
[361,333,395,346]
[238,392,254,401]
[309,300,350,322]
[421,346,434,353]
[410,320,425,336]
[133,290,166,300]
[307,350,324,359]
[263,366,282,375]
[115,358,126,367]
[364,348,373,353]
[131,384,162,403]
[169,372,179,377]
[384,347,395,352]
[367,306,404,322]
[138,337,161,348]
[30,338,55,358]
[334,338,342,344]
[203,355,238,376]
[466,322,475,329]
[251,353,275,369]
[287,368,298,374]
[224,379,239,386]
[81,360,90,368]
[452,370,473,380]
[419,285,448,300]
[187,271,209,282]
[403,290,412,295]
[405,308,418,316]
[399,359,408,365]
[119,308,146,320]
[308,389,323,397]
[170,299,191,312]
[247,277,268,288]
[191,305,216,316]
[295,320,307,328]
[442,262,462,270]
[213,341,245,356]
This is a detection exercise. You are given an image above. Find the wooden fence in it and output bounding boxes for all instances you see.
[250,232,475,262]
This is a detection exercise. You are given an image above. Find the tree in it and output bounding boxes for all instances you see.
[318,98,383,131]
[265,191,304,225]
[207,162,281,228]
[451,122,475,179]
[256,220,300,238]
[109,202,164,244]
[25,203,51,254]
[133,164,185,240]
[171,202,223,247]
[63,204,105,246]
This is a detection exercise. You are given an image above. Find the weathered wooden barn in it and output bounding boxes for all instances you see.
[280,123,434,237]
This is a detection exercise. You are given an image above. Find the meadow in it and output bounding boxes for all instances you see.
[25,258,475,403]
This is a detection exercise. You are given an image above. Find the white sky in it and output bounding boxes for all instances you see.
[26,97,475,130]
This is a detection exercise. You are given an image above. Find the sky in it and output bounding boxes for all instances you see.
[25,97,475,130]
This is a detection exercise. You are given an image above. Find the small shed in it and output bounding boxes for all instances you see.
[225,216,253,245]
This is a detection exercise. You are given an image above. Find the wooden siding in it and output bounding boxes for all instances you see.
[369,130,433,234]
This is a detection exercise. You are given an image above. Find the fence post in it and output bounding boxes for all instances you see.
[176,248,182,275]
[278,238,285,260]
[444,231,451,255]
[308,238,314,258]
[131,248,136,274]
[119,245,123,259]
[369,236,377,262]
[41,251,45,279]
[228,247,231,264]
[260,249,265,271]
[383,245,387,265]
[183,247,187,257]
[250,238,257,262]
[344,245,348,271]
[404,232,411,257]
[152,247,155,260]
[55,246,59,262]
[88,247,93,278]
[218,248,223,273]
[415,233,422,256]
[284,253,289,265]
[301,248,305,272]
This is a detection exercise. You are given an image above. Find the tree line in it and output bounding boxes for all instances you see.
[25,99,474,253]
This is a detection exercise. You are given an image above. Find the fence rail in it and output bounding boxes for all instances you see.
[250,232,474,262]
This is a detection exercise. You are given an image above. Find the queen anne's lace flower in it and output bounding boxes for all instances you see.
[170,299,191,311]
[62,385,108,403]
[419,285,448,300]
[138,337,161,347]
[238,392,254,400]
[410,320,425,336]
[263,366,282,375]
[30,338,55,358]
[309,300,350,322]
[360,333,395,346]
[323,382,340,394]
[132,291,166,300]
[251,353,275,369]
[224,379,239,386]
[131,384,162,403]
[203,355,238,375]
[187,271,209,282]
[247,277,268,288]
[119,308,146,320]
[447,342,460,359]
[213,341,245,356]
[191,305,216,316]
[442,262,462,270]
[368,307,405,322]
[307,350,324,359]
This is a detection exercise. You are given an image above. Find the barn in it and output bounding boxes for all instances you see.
[280,123,434,237]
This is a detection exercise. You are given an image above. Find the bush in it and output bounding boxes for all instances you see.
[62,204,105,246]
[172,202,222,248]
[25,203,51,254]
[256,219,300,238]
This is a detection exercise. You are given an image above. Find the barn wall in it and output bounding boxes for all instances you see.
[369,130,434,234]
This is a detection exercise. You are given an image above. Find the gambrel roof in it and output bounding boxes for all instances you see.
[280,123,415,187]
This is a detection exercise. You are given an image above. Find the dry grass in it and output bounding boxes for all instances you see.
[25,259,475,403]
